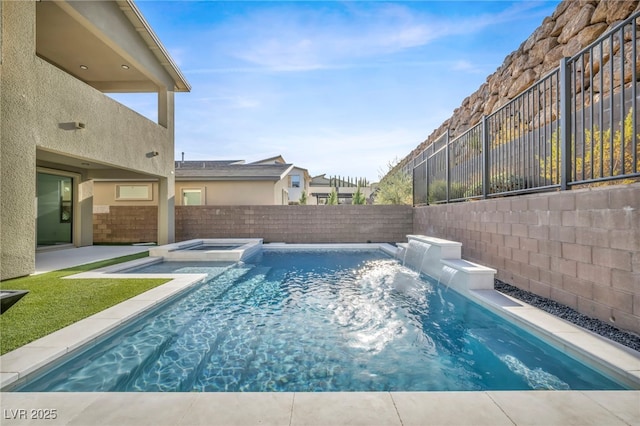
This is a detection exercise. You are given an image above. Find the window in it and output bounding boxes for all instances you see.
[116,184,152,201]
[290,175,301,188]
[182,188,203,205]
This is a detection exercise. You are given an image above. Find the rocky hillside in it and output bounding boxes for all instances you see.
[395,0,639,174]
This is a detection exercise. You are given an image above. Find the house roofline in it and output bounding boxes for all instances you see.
[117,0,191,92]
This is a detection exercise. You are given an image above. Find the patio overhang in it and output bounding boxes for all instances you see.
[36,148,165,180]
[36,0,190,93]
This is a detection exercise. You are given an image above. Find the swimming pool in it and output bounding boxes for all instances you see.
[14,249,626,392]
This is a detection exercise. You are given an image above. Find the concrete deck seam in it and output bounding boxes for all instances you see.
[580,391,635,426]
[485,391,518,426]
[388,392,405,426]
[289,392,296,426]
[177,394,199,426]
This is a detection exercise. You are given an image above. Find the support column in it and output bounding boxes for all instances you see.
[77,178,94,246]
[158,175,175,245]
[157,87,175,244]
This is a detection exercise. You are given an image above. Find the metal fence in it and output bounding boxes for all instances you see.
[413,12,640,205]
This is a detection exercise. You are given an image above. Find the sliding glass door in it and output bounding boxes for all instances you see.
[37,172,73,247]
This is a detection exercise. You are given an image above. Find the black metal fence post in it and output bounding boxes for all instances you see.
[445,129,450,203]
[482,115,489,198]
[559,57,572,191]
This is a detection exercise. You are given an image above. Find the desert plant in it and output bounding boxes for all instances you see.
[427,180,447,203]
[489,173,528,193]
[327,189,338,205]
[375,159,413,205]
[427,180,467,203]
[578,108,639,182]
[352,186,366,205]
[538,108,639,186]
[463,180,483,198]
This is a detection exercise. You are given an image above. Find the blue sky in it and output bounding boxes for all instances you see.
[119,1,560,182]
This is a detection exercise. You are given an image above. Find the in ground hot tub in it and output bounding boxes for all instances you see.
[149,239,262,262]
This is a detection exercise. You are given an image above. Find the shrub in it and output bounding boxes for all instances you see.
[427,180,467,203]
[489,173,528,194]
[352,186,366,205]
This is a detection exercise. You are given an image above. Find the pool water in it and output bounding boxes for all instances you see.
[17,250,625,392]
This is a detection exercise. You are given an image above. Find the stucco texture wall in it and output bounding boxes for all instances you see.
[93,181,159,206]
[1,2,39,279]
[414,183,640,334]
[1,1,175,280]
[175,181,286,206]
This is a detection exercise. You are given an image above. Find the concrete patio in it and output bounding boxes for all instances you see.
[1,390,639,425]
[34,245,152,275]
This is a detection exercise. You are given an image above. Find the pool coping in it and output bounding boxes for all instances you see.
[1,243,639,392]
[149,238,263,262]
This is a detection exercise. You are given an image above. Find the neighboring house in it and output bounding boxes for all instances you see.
[94,158,296,207]
[247,156,311,204]
[285,166,312,204]
[0,0,190,280]
[174,160,294,206]
[309,175,374,204]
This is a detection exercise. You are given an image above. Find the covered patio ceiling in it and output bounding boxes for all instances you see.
[35,0,189,93]
[37,148,162,180]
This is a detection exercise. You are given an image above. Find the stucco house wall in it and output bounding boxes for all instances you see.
[93,181,160,207]
[0,1,187,280]
[175,180,289,206]
[286,166,311,204]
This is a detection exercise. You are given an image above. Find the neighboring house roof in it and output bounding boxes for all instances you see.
[175,164,294,181]
[250,155,287,165]
[310,174,330,186]
[175,160,244,169]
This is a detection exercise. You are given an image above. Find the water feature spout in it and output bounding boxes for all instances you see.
[403,240,432,273]
[418,243,433,276]
[438,265,459,292]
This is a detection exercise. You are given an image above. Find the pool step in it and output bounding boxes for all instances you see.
[131,266,274,392]
[45,265,257,391]
[195,268,288,391]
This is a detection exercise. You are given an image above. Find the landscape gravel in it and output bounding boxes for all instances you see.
[494,279,640,353]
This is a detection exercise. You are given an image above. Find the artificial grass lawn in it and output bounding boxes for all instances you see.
[0,252,169,355]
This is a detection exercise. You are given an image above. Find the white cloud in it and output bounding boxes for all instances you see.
[204,2,548,73]
[212,3,441,71]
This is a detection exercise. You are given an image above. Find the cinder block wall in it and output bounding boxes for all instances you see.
[175,205,413,243]
[414,183,640,334]
[93,206,158,244]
